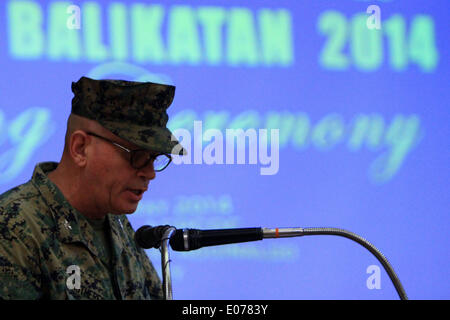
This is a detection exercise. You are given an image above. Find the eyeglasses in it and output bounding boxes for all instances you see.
[86,132,172,172]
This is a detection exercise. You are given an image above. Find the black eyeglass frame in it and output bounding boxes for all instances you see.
[85,131,172,172]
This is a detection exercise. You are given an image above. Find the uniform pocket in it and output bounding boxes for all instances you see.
[64,268,111,300]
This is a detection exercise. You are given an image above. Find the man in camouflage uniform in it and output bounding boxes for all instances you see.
[0,77,185,299]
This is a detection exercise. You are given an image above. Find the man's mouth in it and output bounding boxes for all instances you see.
[127,188,147,196]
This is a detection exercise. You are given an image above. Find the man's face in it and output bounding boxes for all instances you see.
[84,131,156,215]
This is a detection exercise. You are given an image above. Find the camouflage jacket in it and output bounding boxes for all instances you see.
[0,162,164,300]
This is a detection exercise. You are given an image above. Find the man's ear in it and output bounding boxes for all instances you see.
[70,130,90,167]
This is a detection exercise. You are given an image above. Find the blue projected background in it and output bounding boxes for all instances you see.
[0,0,449,299]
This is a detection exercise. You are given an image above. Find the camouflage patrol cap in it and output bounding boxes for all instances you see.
[71,76,186,155]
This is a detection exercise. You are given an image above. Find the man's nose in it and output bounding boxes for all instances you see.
[137,163,156,181]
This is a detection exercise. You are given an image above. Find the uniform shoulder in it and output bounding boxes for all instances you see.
[0,181,41,229]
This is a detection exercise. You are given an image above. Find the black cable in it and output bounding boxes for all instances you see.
[301,227,408,300]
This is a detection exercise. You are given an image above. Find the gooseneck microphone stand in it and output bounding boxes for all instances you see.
[160,226,176,300]
[138,225,408,300]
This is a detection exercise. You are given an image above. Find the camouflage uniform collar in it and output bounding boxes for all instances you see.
[31,162,104,258]
[107,214,126,260]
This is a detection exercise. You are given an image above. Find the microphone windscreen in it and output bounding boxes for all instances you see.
[135,225,159,249]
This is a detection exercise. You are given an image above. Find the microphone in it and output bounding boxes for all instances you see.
[170,227,263,251]
[170,227,304,251]
[135,225,305,251]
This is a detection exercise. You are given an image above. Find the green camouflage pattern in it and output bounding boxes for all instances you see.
[71,76,186,156]
[0,162,164,300]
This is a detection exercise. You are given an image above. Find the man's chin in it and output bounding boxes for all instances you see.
[110,205,138,215]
